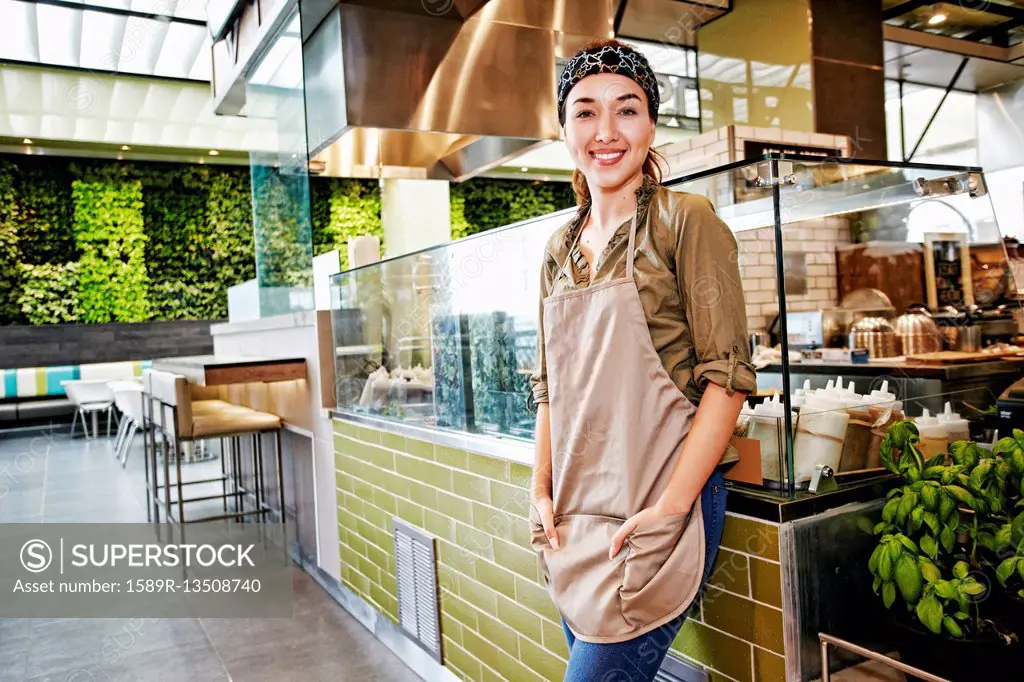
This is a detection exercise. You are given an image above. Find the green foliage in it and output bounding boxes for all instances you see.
[0,153,572,325]
[18,262,81,324]
[866,422,1024,641]
[0,160,21,323]
[311,178,383,270]
[72,180,151,322]
[451,179,574,239]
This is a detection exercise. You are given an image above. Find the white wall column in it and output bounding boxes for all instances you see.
[380,178,452,257]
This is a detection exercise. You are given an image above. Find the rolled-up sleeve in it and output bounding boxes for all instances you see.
[528,244,558,407]
[676,194,757,397]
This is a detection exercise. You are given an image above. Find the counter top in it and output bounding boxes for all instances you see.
[760,357,1024,379]
[152,355,307,386]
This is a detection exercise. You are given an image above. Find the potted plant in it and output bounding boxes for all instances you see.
[990,429,1024,633]
[861,422,1020,679]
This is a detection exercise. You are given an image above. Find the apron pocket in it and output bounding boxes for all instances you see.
[623,513,690,592]
[538,513,631,636]
[620,500,705,629]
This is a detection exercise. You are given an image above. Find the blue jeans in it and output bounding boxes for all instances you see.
[560,469,727,682]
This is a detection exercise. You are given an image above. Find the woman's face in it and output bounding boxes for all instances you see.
[562,72,656,194]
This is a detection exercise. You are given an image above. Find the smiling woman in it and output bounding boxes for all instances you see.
[528,38,756,682]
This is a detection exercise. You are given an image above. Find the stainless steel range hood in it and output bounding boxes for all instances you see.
[302,0,618,180]
[290,0,734,180]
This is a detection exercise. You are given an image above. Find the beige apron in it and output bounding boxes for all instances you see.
[530,214,705,644]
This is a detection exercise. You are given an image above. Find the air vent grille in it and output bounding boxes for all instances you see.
[393,517,442,662]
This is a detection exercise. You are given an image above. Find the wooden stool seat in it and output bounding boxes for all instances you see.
[192,408,281,438]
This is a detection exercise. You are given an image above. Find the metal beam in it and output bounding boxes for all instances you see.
[963,18,1020,46]
[882,0,932,22]
[907,57,968,161]
[12,0,207,27]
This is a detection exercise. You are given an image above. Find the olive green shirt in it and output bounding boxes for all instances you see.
[530,177,757,408]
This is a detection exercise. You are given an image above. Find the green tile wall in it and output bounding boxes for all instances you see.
[334,419,787,682]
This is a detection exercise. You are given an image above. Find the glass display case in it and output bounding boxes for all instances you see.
[330,154,1022,496]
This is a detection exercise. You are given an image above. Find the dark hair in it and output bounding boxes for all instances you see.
[566,39,664,206]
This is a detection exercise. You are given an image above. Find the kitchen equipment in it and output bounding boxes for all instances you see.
[793,392,849,486]
[749,331,768,354]
[905,350,993,364]
[786,311,825,348]
[747,395,794,488]
[996,375,1024,434]
[849,317,902,358]
[914,409,948,461]
[840,287,896,315]
[938,401,970,444]
[893,308,945,355]
[957,325,982,352]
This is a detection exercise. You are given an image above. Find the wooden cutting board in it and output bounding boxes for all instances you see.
[905,351,996,364]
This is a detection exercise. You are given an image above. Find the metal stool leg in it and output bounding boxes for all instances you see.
[276,429,285,524]
[220,437,227,513]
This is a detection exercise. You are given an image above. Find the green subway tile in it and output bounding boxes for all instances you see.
[461,625,504,674]
[358,556,381,584]
[493,539,539,582]
[368,445,395,471]
[438,541,478,580]
[369,581,393,614]
[339,545,358,570]
[476,610,519,657]
[509,462,533,489]
[702,587,785,655]
[497,595,542,643]
[458,574,498,616]
[473,502,528,548]
[364,523,393,555]
[356,518,379,543]
[394,452,421,479]
[710,672,741,682]
[334,433,355,455]
[440,588,480,630]
[439,491,475,525]
[381,470,412,498]
[475,559,516,602]
[356,426,381,444]
[468,453,510,482]
[352,478,374,504]
[490,481,530,519]
[396,499,425,528]
[410,481,440,510]
[708,548,750,596]
[436,445,469,470]
[372,487,398,515]
[481,663,504,682]
[456,522,494,560]
[348,532,367,558]
[333,419,359,437]
[424,509,457,543]
[365,542,390,572]
[754,647,786,682]
[750,558,782,608]
[720,514,780,562]
[671,618,752,682]
[404,436,435,460]
[351,570,371,596]
[440,611,464,646]
[378,430,406,453]
[519,635,566,682]
[443,637,482,681]
[436,563,460,602]
[335,470,353,494]
[491,647,544,682]
[363,502,389,531]
[541,618,569,659]
[515,576,560,623]
[421,459,455,490]
[360,462,391,490]
[454,472,491,504]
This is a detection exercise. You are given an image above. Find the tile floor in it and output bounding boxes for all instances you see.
[0,425,422,681]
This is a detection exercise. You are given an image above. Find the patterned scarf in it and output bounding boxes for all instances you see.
[557,44,659,126]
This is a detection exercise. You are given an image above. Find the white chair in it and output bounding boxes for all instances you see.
[62,379,116,439]
[109,381,144,466]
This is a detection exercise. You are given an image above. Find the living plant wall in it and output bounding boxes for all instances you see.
[0,154,573,326]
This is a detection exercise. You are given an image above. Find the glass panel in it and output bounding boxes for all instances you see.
[332,157,1022,498]
[246,11,314,317]
[331,211,570,440]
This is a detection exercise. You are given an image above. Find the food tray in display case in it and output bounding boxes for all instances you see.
[330,154,1022,497]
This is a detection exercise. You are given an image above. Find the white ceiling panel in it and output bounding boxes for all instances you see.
[1,0,210,81]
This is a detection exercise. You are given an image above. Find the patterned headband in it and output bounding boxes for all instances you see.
[557,44,660,126]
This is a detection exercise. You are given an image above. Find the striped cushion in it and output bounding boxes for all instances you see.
[0,361,153,399]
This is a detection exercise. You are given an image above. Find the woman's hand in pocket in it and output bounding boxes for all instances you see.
[531,495,560,551]
[609,503,691,560]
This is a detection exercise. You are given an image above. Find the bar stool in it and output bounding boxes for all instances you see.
[142,369,285,525]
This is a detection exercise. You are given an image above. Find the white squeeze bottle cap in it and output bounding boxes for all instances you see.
[915,409,947,439]
[753,394,786,417]
[938,401,970,438]
[794,379,813,397]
